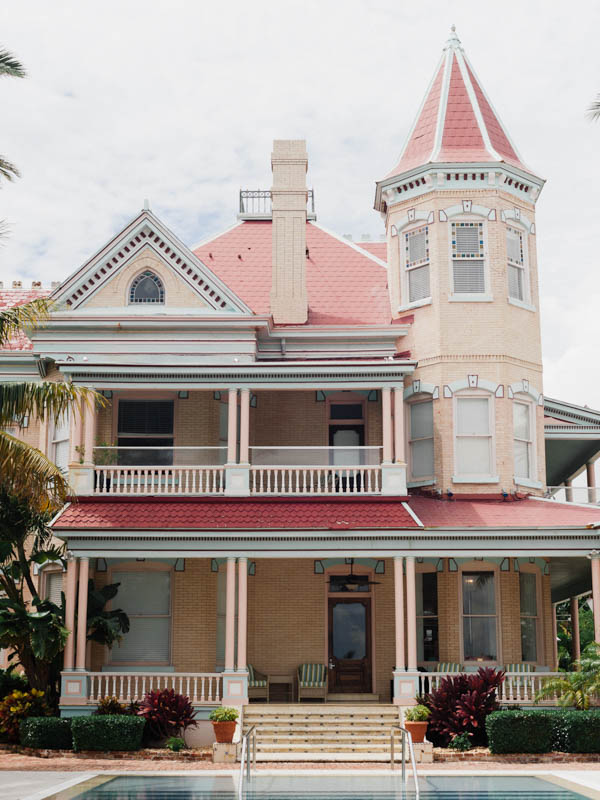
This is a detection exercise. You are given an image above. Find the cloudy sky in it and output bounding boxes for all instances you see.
[1,0,599,407]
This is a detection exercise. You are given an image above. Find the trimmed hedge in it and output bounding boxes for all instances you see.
[487,709,600,754]
[71,715,145,752]
[20,717,72,750]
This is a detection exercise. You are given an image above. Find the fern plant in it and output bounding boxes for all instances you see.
[535,642,600,710]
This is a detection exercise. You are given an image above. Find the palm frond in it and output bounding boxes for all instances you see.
[0,381,101,428]
[0,432,71,512]
[0,48,26,78]
[0,298,54,346]
[587,94,600,121]
[0,156,20,182]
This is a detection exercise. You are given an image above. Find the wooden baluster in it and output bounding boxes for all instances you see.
[193,677,198,704]
[201,676,206,703]
[126,676,131,702]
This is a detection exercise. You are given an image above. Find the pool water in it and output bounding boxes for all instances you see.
[52,774,593,800]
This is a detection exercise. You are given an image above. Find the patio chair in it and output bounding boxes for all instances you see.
[436,662,463,673]
[297,663,328,702]
[504,663,535,672]
[247,664,269,702]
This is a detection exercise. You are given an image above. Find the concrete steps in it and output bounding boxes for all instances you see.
[242,704,400,761]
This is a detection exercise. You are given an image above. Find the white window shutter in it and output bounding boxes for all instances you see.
[457,398,490,436]
[513,402,530,440]
[453,260,485,293]
[506,227,523,264]
[411,439,434,478]
[407,228,428,264]
[408,264,430,302]
[46,571,63,604]
[453,223,483,256]
[508,264,523,300]
[111,571,171,664]
[411,401,433,439]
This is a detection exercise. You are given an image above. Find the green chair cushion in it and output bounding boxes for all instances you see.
[505,663,534,672]
[437,662,462,673]
[298,663,327,687]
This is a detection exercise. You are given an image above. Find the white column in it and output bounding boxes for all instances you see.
[570,596,581,663]
[394,557,406,670]
[565,478,573,503]
[406,556,418,670]
[237,557,248,671]
[225,557,236,670]
[239,389,250,465]
[75,557,89,670]
[63,557,79,670]
[592,557,600,644]
[393,387,405,464]
[382,388,393,464]
[227,389,238,464]
[587,461,597,504]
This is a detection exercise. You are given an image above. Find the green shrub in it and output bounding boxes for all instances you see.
[486,710,554,754]
[71,715,145,752]
[19,717,72,750]
[0,689,51,742]
[448,732,472,751]
[0,668,28,699]
[552,710,600,753]
[165,736,186,752]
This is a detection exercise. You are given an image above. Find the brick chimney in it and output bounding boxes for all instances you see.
[270,140,308,324]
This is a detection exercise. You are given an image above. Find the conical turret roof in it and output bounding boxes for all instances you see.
[385,27,530,179]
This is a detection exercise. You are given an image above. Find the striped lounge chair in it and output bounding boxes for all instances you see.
[436,662,463,673]
[297,663,328,702]
[247,664,269,702]
[505,663,535,672]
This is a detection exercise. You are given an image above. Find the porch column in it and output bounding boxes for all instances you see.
[239,389,250,465]
[227,389,238,464]
[570,596,581,663]
[394,557,406,670]
[382,387,393,464]
[587,461,597,504]
[75,557,89,670]
[225,556,236,670]
[82,399,97,466]
[64,557,79,670]
[551,603,559,670]
[591,556,600,644]
[237,557,248,671]
[405,556,418,670]
[565,478,573,503]
[393,387,405,465]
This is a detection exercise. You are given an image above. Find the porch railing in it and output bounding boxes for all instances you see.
[417,671,564,704]
[88,672,222,704]
[546,485,600,505]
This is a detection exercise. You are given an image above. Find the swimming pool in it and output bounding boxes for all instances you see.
[43,774,597,799]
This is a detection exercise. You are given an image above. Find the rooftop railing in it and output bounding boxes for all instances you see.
[545,485,599,505]
[238,189,316,219]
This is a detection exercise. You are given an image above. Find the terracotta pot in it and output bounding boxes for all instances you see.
[404,720,428,744]
[212,720,237,743]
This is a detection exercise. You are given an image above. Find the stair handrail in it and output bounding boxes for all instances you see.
[390,725,420,797]
[238,724,257,800]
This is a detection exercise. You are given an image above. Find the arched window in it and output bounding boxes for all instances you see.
[129,270,165,304]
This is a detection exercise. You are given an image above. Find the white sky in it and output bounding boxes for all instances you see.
[1,0,599,408]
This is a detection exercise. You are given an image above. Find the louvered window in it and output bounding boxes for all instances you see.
[455,396,493,477]
[405,226,430,303]
[45,570,63,605]
[451,222,485,294]
[118,400,174,466]
[111,571,171,664]
[507,226,526,302]
[51,411,70,474]
[409,400,434,479]
[129,271,165,304]
[513,400,533,479]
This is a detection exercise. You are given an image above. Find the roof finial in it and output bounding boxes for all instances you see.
[445,24,462,50]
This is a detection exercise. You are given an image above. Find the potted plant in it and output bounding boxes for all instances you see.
[209,706,239,743]
[403,704,431,744]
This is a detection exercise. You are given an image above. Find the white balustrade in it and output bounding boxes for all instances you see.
[416,670,564,705]
[87,672,222,705]
[250,465,382,495]
[94,466,225,495]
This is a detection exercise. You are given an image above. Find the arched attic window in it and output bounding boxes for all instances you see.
[129,270,165,304]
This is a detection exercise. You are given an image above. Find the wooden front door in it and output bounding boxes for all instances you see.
[328,598,371,693]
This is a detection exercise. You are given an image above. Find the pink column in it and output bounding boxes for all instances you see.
[69,401,83,464]
[64,558,79,670]
[587,462,597,504]
[394,557,406,670]
[393,387,405,464]
[565,478,573,503]
[227,389,238,464]
[83,399,97,466]
[382,388,393,464]
[239,389,250,464]
[225,557,236,670]
[237,557,248,671]
[405,556,418,670]
[75,557,89,670]
[591,557,600,644]
[551,603,559,670]
[570,597,581,663]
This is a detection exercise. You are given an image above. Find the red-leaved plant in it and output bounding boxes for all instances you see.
[424,667,504,747]
[137,689,198,741]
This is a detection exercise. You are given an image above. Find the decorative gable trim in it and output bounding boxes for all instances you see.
[439,203,493,222]
[52,211,252,314]
[404,380,439,400]
[445,376,501,395]
[501,208,535,234]
[508,380,542,404]
[390,210,432,237]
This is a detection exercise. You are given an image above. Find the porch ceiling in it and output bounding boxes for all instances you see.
[550,556,593,603]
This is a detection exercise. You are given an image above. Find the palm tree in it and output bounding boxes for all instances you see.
[0,298,100,512]
[588,94,600,122]
[0,47,26,184]
[535,642,600,709]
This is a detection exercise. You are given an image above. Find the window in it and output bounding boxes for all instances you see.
[451,221,485,294]
[129,270,165,304]
[520,571,538,662]
[513,400,534,480]
[455,395,494,478]
[51,411,70,473]
[506,226,526,302]
[111,570,171,664]
[416,571,438,662]
[409,400,434,480]
[117,399,174,465]
[405,225,430,303]
[462,571,497,661]
[44,569,63,604]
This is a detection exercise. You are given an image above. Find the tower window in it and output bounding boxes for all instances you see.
[507,226,526,302]
[451,222,485,294]
[405,225,430,303]
[409,399,434,479]
[455,394,494,478]
[513,400,534,480]
[129,270,165,304]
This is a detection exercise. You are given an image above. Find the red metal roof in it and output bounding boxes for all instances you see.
[53,497,418,531]
[0,288,50,351]
[408,495,600,528]
[194,221,390,326]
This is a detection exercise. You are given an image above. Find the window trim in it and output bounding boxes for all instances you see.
[406,395,435,484]
[448,217,491,301]
[518,563,543,665]
[459,561,501,666]
[50,410,71,472]
[506,223,531,305]
[513,395,537,486]
[452,390,498,484]
[401,223,432,308]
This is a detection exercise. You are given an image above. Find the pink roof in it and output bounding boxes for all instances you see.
[355,241,387,261]
[385,30,528,180]
[53,497,417,530]
[195,221,391,325]
[0,288,50,351]
[408,495,600,529]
